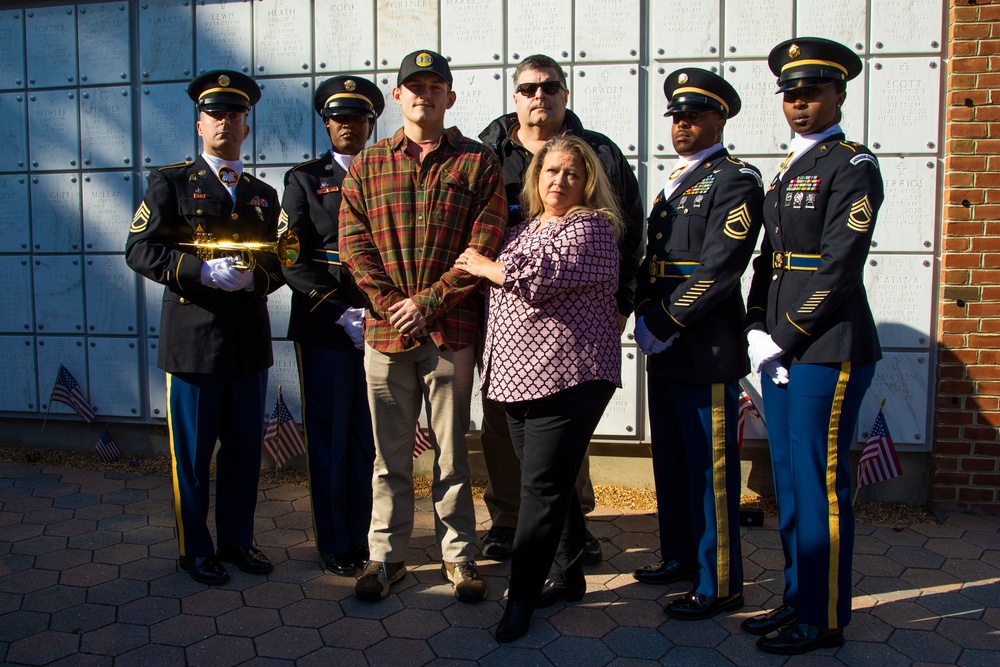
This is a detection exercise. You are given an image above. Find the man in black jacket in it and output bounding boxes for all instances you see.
[477,54,644,563]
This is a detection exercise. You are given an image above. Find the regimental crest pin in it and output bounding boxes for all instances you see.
[218,74,230,87]
[678,73,688,84]
[788,44,800,59]
[345,79,356,91]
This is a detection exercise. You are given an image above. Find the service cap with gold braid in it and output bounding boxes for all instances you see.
[768,37,862,93]
[313,76,385,120]
[663,67,741,119]
[187,70,262,112]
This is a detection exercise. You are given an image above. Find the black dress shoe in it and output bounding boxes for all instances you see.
[665,592,744,620]
[178,555,230,585]
[496,600,534,642]
[633,560,697,585]
[741,604,798,636]
[218,546,274,575]
[757,622,845,655]
[535,570,586,609]
[351,545,370,570]
[322,552,357,577]
[582,529,602,566]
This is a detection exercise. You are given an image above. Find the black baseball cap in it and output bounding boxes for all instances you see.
[397,50,452,87]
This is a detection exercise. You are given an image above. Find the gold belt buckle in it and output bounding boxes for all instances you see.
[772,252,785,270]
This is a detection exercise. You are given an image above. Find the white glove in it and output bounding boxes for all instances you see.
[210,258,253,292]
[337,307,366,350]
[761,359,790,385]
[634,317,678,356]
[747,329,785,373]
[199,257,240,289]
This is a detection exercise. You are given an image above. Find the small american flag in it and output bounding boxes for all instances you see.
[736,389,761,453]
[50,364,95,424]
[95,428,122,463]
[858,405,902,488]
[413,423,433,459]
[262,391,306,469]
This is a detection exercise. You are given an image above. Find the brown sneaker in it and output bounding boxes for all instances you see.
[355,560,406,601]
[441,560,488,602]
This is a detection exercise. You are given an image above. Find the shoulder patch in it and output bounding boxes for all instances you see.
[847,195,873,233]
[724,202,753,241]
[850,153,879,169]
[740,167,763,188]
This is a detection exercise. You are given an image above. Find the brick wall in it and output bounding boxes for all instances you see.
[935,0,1000,513]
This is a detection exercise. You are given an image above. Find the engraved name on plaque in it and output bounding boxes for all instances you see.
[268,285,292,340]
[724,61,792,155]
[376,74,405,144]
[0,94,27,172]
[33,255,85,334]
[254,78,313,165]
[723,0,793,59]
[28,90,81,171]
[196,0,253,74]
[315,0,375,73]
[796,0,868,54]
[376,0,439,70]
[838,66,867,146]
[0,10,25,90]
[78,2,130,85]
[571,65,640,156]
[0,176,30,253]
[871,0,943,55]
[254,0,311,75]
[648,62,721,157]
[87,337,141,417]
[0,256,34,334]
[85,255,138,336]
[80,87,134,170]
[267,340,303,422]
[507,0,572,63]
[141,83,196,167]
[441,0,504,67]
[31,174,82,252]
[864,254,933,349]
[0,337,37,412]
[26,6,78,89]
[147,340,167,418]
[446,70,504,143]
[873,158,937,253]
[83,172,133,253]
[650,1,719,60]
[144,277,163,335]
[575,0,640,62]
[139,0,194,82]
[594,349,640,437]
[858,352,929,446]
[37,337,87,414]
[868,58,942,154]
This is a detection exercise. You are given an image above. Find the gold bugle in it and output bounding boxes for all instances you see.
[181,231,300,268]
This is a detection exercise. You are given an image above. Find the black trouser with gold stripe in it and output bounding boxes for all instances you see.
[648,377,743,599]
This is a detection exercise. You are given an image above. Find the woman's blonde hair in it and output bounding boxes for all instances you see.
[519,135,624,240]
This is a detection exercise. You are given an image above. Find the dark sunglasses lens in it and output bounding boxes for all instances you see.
[517,82,562,96]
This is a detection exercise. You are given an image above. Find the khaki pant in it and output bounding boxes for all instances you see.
[365,343,477,563]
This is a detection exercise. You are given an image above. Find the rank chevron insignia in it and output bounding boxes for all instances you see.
[847,195,873,233]
[131,202,150,233]
[724,202,752,241]
[277,209,289,234]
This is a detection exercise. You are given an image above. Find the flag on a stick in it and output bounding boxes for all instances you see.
[413,423,433,459]
[737,390,761,453]
[95,428,122,462]
[50,364,96,424]
[857,402,902,488]
[262,389,306,469]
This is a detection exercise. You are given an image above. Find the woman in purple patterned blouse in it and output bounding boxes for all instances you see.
[455,135,623,642]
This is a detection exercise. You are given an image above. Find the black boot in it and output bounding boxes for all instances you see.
[496,600,534,642]
[535,567,586,608]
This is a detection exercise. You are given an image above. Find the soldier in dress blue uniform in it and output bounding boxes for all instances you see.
[742,38,883,654]
[632,68,764,620]
[126,70,285,585]
[279,76,384,576]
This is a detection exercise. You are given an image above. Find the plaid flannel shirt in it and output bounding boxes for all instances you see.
[339,127,507,353]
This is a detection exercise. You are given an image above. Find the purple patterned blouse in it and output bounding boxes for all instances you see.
[482,209,622,403]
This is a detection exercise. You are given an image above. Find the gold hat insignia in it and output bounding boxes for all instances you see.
[218,74,231,87]
[788,44,800,59]
[416,53,434,67]
[678,73,688,84]
[344,79,356,91]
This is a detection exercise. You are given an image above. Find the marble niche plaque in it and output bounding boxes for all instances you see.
[723,0,792,58]
[441,0,504,67]
[85,255,138,336]
[139,0,194,82]
[0,337,37,412]
[28,89,80,172]
[268,285,292,340]
[570,65,640,156]
[871,0,943,55]
[83,172,134,253]
[254,78,313,165]
[447,70,505,143]
[87,337,141,417]
[314,0,375,73]
[0,93,28,172]
[254,166,291,203]
[31,173,82,252]
[507,0,572,63]
[645,157,672,205]
[80,87,134,170]
[837,64,866,147]
[144,277,163,335]
[723,61,792,155]
[594,348,640,437]
[857,352,930,446]
[0,176,30,253]
[141,83,197,167]
[648,62,721,157]
[0,10,25,89]
[254,0,311,75]
[872,157,938,253]
[33,255,85,334]
[575,0,640,62]
[0,257,34,334]
[147,340,167,419]
[376,0,439,70]
[25,5,78,89]
[376,74,405,144]
[36,337,87,415]
[868,58,942,155]
[650,1,719,60]
[77,2,131,85]
[796,0,868,54]
[196,0,253,75]
[864,254,933,349]
[267,340,303,423]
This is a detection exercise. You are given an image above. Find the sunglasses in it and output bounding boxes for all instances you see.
[515,81,564,97]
